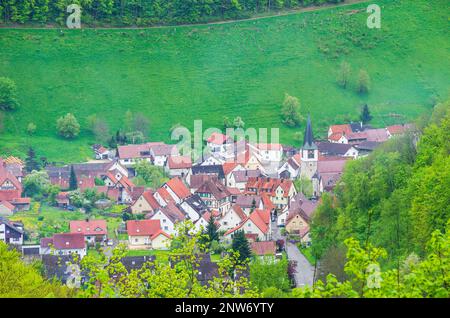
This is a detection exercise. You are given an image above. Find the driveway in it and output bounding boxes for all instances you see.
[286,241,315,287]
[271,221,314,287]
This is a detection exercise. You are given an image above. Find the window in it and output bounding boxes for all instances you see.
[308,150,315,159]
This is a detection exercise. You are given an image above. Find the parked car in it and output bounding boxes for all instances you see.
[106,240,114,246]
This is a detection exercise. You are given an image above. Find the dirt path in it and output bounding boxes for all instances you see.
[0,0,371,30]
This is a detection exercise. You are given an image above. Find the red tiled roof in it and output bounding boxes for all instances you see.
[387,124,413,135]
[0,201,15,210]
[227,187,241,195]
[225,208,270,236]
[70,220,107,236]
[246,177,293,198]
[222,162,238,175]
[251,241,276,256]
[165,177,191,200]
[207,132,230,145]
[168,156,192,169]
[11,197,31,204]
[78,177,96,191]
[117,142,164,159]
[292,154,301,165]
[141,190,161,210]
[151,229,171,240]
[230,205,246,221]
[329,124,352,136]
[127,219,162,237]
[156,187,175,203]
[261,193,275,211]
[41,233,86,250]
[328,132,345,142]
[0,161,22,191]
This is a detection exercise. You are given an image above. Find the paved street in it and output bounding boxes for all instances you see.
[272,221,314,287]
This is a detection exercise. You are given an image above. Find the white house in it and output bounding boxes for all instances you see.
[40,233,87,259]
[218,205,247,232]
[223,209,271,242]
[150,202,186,235]
[0,219,23,245]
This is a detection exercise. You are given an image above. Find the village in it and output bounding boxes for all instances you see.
[0,117,412,287]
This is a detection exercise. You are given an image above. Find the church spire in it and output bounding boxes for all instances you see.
[302,115,317,150]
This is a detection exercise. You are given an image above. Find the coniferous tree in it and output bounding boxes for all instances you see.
[232,230,252,264]
[360,104,373,124]
[205,215,219,244]
[25,147,40,173]
[69,165,78,190]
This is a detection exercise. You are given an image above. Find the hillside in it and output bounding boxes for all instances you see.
[0,0,449,163]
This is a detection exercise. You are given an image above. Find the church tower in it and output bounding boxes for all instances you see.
[300,115,318,180]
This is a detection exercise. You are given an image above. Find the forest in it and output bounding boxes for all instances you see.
[311,99,450,283]
[0,0,345,26]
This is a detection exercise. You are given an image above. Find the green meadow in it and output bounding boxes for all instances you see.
[0,0,448,163]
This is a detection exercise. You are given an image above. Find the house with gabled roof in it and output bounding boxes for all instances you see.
[0,218,23,245]
[195,179,231,213]
[150,144,179,167]
[228,169,262,191]
[165,155,192,178]
[187,164,225,186]
[40,233,87,259]
[218,205,247,232]
[235,194,263,215]
[245,177,296,210]
[117,142,164,167]
[0,158,29,212]
[69,220,108,244]
[278,193,319,229]
[154,187,175,207]
[312,157,351,195]
[0,201,15,216]
[126,219,171,250]
[179,194,210,222]
[278,154,301,179]
[317,141,359,158]
[149,201,186,235]
[224,208,272,242]
[162,177,191,204]
[131,190,161,215]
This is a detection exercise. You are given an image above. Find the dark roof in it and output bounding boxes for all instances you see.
[349,122,371,133]
[120,255,156,272]
[196,179,230,200]
[302,115,317,150]
[355,141,382,151]
[0,218,24,234]
[191,165,225,179]
[235,194,261,209]
[317,142,354,156]
[41,254,81,284]
[232,170,262,183]
[182,194,210,215]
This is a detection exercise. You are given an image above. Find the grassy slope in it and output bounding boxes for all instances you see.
[0,0,448,163]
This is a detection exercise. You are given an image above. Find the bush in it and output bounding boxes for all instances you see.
[0,77,19,111]
[27,122,37,135]
[56,113,80,139]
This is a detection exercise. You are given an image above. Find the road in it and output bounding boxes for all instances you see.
[272,221,315,287]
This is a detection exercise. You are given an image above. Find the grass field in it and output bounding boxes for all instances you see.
[9,203,123,243]
[0,0,448,163]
